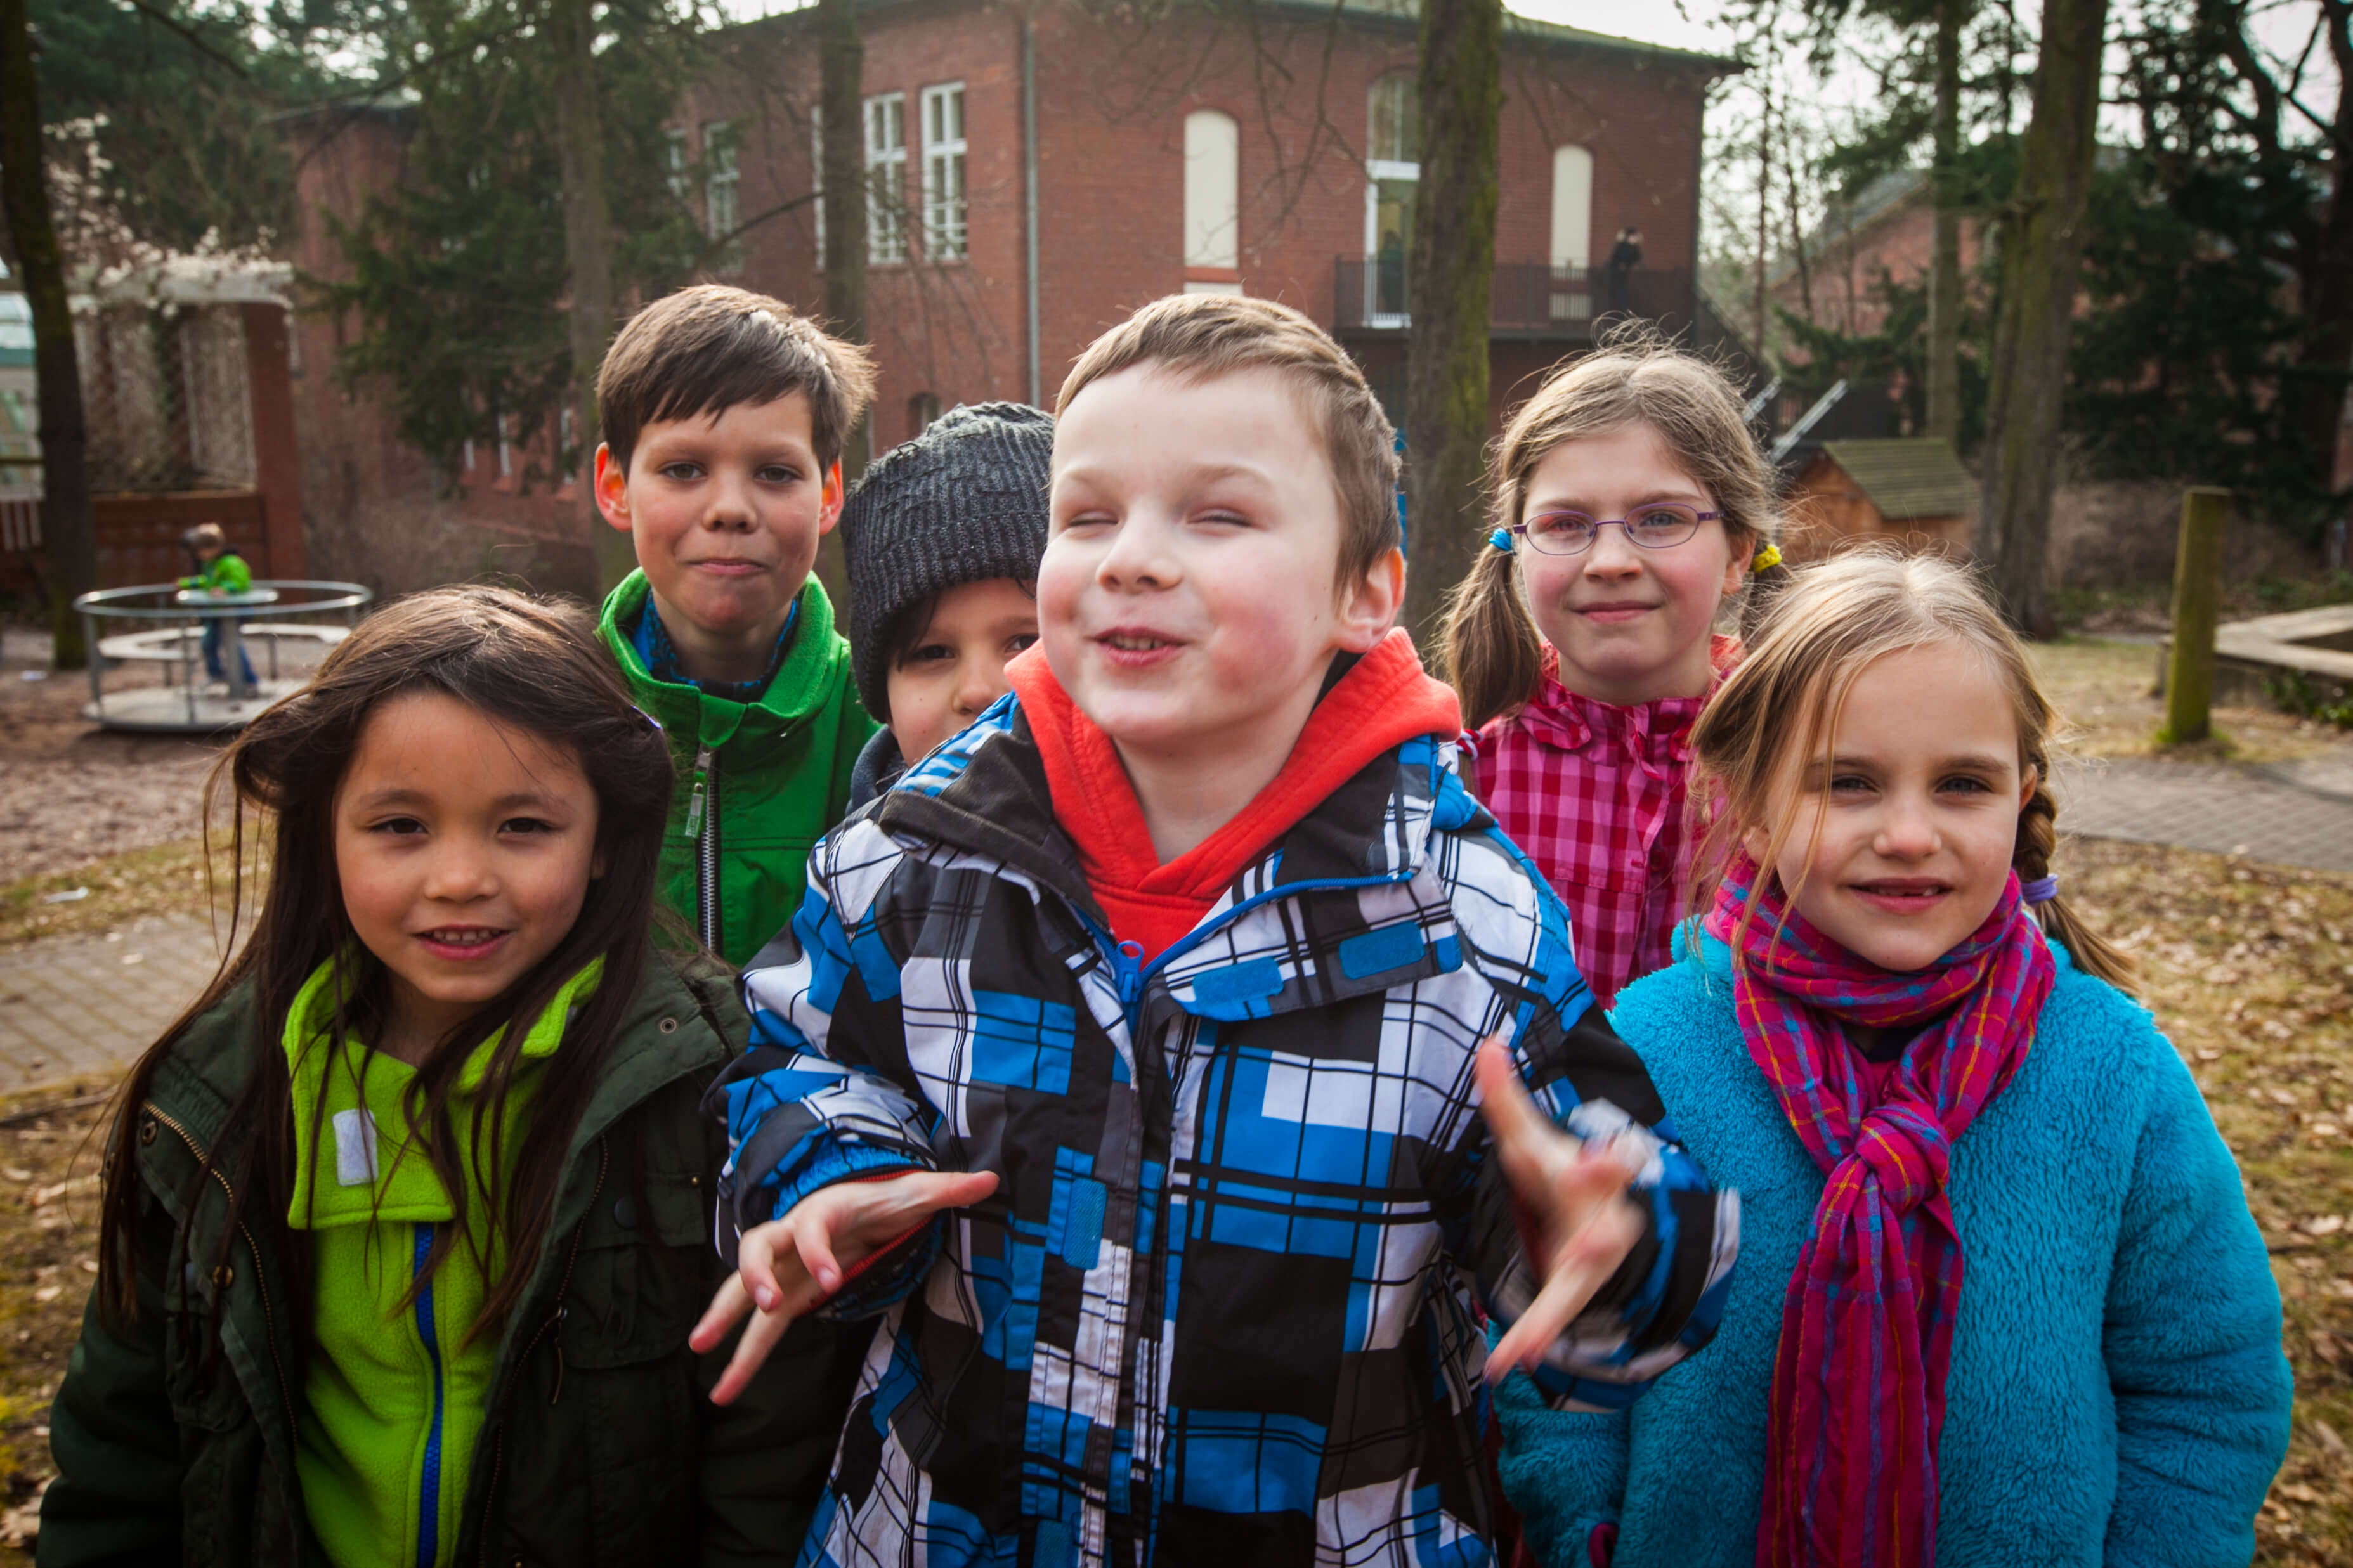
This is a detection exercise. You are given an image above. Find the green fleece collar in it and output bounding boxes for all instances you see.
[598,569,844,751]
[283,959,602,1231]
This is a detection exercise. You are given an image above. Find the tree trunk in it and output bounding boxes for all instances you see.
[1402,0,1501,642]
[552,0,623,596]
[0,0,95,669]
[1925,0,1964,443]
[2288,135,2351,489]
[811,0,867,611]
[1978,0,2109,638]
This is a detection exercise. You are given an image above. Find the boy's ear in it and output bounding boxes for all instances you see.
[818,461,845,536]
[593,444,632,533]
[1335,545,1406,652]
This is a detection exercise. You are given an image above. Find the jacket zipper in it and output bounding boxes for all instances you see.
[412,1222,447,1568]
[477,1136,607,1565]
[143,1102,296,1423]
[687,744,721,951]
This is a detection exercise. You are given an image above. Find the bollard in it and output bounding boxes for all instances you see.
[2160,486,2230,746]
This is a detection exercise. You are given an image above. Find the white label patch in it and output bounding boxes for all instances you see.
[332,1107,379,1188]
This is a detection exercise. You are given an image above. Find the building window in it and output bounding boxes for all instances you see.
[664,129,689,202]
[911,391,942,433]
[1364,75,1419,325]
[704,120,742,271]
[921,83,967,260]
[1183,109,1240,294]
[496,412,512,479]
[866,93,908,264]
[1549,145,1595,321]
[559,404,578,483]
[811,106,825,265]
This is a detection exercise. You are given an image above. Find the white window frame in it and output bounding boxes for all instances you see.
[703,120,743,271]
[663,128,689,203]
[559,404,578,483]
[1364,75,1418,328]
[1549,144,1595,323]
[1183,108,1241,294]
[495,412,512,479]
[811,105,825,265]
[921,82,967,261]
[865,93,908,265]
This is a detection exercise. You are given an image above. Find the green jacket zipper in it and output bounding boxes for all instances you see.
[688,745,722,952]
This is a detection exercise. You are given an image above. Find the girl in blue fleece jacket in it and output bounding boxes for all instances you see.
[1496,552,2291,1568]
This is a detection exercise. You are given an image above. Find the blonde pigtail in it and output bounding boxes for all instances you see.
[2015,766,2137,992]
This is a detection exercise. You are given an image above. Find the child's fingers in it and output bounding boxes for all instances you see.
[708,1297,796,1406]
[794,1214,845,1298]
[736,1221,798,1314]
[884,1169,1000,1226]
[689,1272,754,1356]
[1483,1197,1647,1381]
[1474,1035,1555,1155]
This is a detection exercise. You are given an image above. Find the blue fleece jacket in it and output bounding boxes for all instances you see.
[1496,928,2292,1568]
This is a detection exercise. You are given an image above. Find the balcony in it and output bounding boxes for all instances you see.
[1333,257,1695,340]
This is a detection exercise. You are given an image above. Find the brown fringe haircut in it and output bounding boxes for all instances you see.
[1056,293,1401,592]
[95,586,679,1350]
[1441,325,1789,732]
[599,283,878,472]
[1685,550,2135,990]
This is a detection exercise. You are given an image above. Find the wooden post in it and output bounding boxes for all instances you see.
[2160,486,2230,745]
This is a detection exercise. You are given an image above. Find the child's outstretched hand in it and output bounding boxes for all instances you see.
[691,1168,999,1406]
[1475,1033,1647,1382]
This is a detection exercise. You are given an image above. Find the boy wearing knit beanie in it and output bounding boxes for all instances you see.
[840,401,1052,806]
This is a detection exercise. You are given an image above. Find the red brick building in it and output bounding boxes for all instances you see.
[688,0,1733,446]
[287,1,1733,593]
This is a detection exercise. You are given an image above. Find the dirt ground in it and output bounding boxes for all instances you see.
[0,631,2345,1559]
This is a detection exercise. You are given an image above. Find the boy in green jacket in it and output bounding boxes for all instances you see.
[592,285,880,964]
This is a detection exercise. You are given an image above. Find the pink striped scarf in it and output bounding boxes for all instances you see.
[1702,852,2055,1567]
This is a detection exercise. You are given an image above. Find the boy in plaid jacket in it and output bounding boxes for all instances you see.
[692,295,1740,1567]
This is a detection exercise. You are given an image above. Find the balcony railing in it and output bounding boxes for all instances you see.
[1333,257,1694,338]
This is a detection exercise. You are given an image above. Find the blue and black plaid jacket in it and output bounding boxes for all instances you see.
[714,696,1738,1567]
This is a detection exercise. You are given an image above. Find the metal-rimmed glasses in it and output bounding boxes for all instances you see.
[1506,502,1721,556]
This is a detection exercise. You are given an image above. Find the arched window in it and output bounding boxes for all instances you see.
[1183,110,1241,294]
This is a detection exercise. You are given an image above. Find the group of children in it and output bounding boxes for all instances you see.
[36,283,2291,1568]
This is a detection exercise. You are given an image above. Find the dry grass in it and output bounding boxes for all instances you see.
[0,837,2343,1557]
[0,838,218,954]
[2029,637,2349,765]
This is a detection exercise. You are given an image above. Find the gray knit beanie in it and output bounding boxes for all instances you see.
[841,401,1054,720]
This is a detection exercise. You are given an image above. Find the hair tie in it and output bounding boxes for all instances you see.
[1750,543,1783,574]
[1489,528,1515,554]
[2021,874,2059,905]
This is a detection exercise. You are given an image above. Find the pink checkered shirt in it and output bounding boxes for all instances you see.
[1473,636,1739,1011]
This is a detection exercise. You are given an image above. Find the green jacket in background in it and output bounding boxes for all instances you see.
[38,954,869,1568]
[181,550,253,594]
[598,571,875,967]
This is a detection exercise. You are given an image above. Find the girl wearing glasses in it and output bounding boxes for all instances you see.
[1441,330,1790,1009]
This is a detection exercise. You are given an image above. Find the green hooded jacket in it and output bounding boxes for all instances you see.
[597,572,875,967]
[38,954,868,1568]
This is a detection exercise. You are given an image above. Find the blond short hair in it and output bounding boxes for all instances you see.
[1057,294,1400,588]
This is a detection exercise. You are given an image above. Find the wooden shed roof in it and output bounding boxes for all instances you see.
[1816,438,1978,521]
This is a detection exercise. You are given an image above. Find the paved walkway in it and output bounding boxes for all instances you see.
[2057,754,2353,874]
[0,917,228,1094]
[0,749,2346,1099]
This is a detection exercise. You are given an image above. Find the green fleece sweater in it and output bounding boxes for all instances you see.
[597,571,873,966]
[285,961,599,1568]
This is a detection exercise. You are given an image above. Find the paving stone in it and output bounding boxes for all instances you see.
[0,918,229,1091]
[2056,757,2353,874]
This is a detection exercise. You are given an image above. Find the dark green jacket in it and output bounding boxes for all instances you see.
[597,572,876,967]
[39,955,866,1568]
